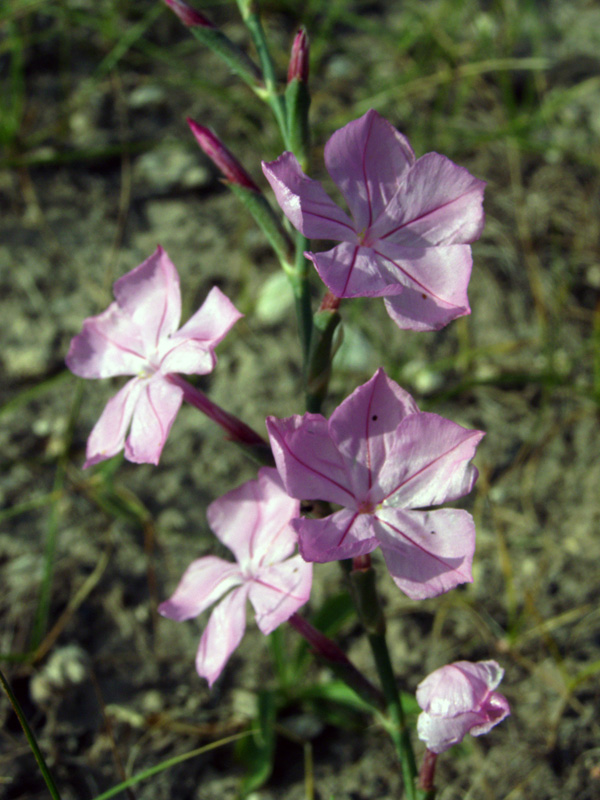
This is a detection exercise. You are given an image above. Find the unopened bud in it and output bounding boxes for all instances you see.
[187,118,260,192]
[287,28,309,84]
[163,0,216,28]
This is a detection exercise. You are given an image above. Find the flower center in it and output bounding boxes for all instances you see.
[357,500,375,515]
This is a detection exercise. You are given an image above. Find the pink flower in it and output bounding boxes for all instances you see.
[66,246,242,467]
[159,467,312,686]
[416,660,510,753]
[262,109,485,331]
[266,368,484,599]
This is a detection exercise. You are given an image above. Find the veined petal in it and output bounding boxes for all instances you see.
[158,556,244,621]
[296,509,379,563]
[417,661,505,716]
[373,508,475,599]
[329,369,419,501]
[66,302,147,378]
[83,378,143,468]
[262,152,356,241]
[371,153,485,245]
[324,109,415,232]
[308,244,405,299]
[124,375,183,464]
[159,339,217,376]
[373,241,472,309]
[207,467,299,569]
[113,246,182,348]
[266,414,356,507]
[384,284,470,332]
[249,555,313,634]
[195,585,250,687]
[417,710,483,754]
[378,413,484,508]
[173,286,243,344]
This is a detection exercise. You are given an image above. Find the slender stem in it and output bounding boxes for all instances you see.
[238,1,289,148]
[0,667,63,800]
[344,558,418,800]
[368,631,418,800]
[292,232,313,370]
[288,613,385,713]
[417,749,438,798]
[167,375,274,466]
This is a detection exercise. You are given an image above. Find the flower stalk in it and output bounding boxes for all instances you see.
[164,0,262,90]
[236,0,289,148]
[168,374,274,466]
[288,613,385,713]
[346,558,418,800]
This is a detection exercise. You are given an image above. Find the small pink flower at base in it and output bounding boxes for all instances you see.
[266,368,484,600]
[66,246,242,467]
[416,660,510,753]
[262,109,485,331]
[158,468,312,686]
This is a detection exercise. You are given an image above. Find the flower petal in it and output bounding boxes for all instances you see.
[307,244,405,299]
[417,710,483,754]
[124,375,183,464]
[377,413,484,508]
[373,241,472,309]
[83,378,143,468]
[324,109,415,233]
[158,556,244,621]
[370,152,485,245]
[266,414,356,506]
[373,508,475,599]
[328,369,419,501]
[416,660,510,753]
[417,661,505,716]
[195,585,250,687]
[206,467,300,569]
[384,283,470,332]
[172,286,243,345]
[296,509,379,563]
[262,152,356,241]
[158,339,217,376]
[113,246,182,347]
[66,302,147,379]
[249,555,313,634]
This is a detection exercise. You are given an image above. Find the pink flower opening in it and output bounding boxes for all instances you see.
[262,109,485,331]
[158,467,312,686]
[266,368,484,600]
[416,660,510,753]
[66,246,242,467]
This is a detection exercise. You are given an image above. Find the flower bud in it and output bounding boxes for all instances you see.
[187,118,260,192]
[416,660,510,754]
[287,27,309,84]
[163,0,216,28]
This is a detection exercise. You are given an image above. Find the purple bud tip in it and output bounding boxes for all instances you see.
[287,27,309,84]
[163,0,216,28]
[187,118,261,193]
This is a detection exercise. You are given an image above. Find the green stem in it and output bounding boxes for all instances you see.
[345,560,418,800]
[368,632,418,800]
[237,0,289,147]
[0,667,62,800]
[290,231,313,375]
